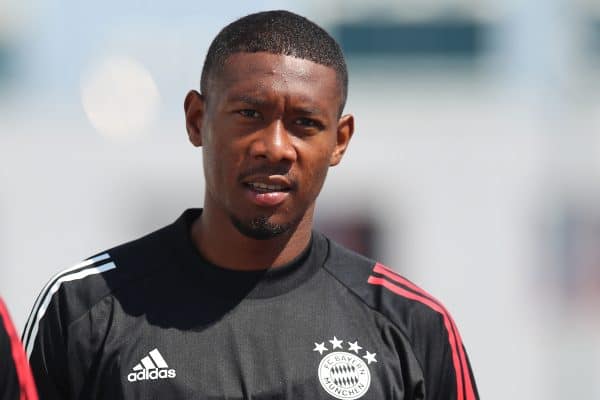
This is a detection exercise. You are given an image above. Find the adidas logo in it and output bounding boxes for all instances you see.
[127,348,177,382]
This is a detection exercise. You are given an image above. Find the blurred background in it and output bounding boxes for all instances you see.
[2,0,600,398]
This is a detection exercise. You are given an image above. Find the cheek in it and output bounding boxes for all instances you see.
[299,145,335,193]
[203,139,245,187]
[201,146,218,190]
[202,138,226,187]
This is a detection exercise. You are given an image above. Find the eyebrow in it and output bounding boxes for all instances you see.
[227,95,268,107]
[227,95,325,116]
[289,106,323,116]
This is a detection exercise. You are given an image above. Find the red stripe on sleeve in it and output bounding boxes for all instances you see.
[0,298,39,400]
[372,263,476,400]
[367,276,465,400]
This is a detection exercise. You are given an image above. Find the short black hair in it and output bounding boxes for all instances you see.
[200,10,348,114]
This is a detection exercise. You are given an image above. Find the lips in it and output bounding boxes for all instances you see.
[242,176,293,207]
[246,182,290,193]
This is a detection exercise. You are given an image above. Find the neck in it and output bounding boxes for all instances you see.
[190,204,314,271]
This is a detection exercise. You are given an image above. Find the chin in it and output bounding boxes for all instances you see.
[229,213,298,240]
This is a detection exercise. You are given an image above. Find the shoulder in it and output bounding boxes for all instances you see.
[67,223,174,311]
[323,238,450,337]
[22,223,175,348]
[323,237,477,400]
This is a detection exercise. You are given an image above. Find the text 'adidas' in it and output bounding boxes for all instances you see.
[127,348,176,382]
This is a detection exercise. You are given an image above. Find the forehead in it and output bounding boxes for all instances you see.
[210,52,341,109]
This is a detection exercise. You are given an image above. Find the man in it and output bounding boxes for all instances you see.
[0,298,38,400]
[23,10,478,400]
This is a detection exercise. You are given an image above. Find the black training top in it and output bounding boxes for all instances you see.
[23,209,478,400]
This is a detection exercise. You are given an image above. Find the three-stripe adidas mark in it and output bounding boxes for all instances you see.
[127,348,177,382]
[22,253,116,358]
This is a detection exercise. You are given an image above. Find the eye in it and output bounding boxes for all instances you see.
[294,117,322,129]
[238,109,261,119]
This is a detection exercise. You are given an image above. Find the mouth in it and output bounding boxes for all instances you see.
[245,182,291,193]
[242,177,293,207]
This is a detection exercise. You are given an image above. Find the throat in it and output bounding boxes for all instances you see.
[190,212,312,271]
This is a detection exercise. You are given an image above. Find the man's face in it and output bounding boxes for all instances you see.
[185,52,354,239]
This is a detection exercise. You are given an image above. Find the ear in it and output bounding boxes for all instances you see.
[330,114,355,166]
[184,90,205,147]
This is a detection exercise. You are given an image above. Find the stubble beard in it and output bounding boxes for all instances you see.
[230,214,298,240]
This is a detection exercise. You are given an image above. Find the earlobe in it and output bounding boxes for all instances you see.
[184,90,204,147]
[330,114,355,166]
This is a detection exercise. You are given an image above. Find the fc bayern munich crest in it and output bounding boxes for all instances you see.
[313,337,377,399]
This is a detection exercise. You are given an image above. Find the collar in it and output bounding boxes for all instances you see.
[168,209,328,299]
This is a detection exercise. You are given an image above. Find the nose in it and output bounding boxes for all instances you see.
[249,120,297,163]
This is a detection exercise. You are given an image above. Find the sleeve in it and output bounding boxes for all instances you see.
[367,263,479,400]
[0,298,38,400]
[21,287,71,400]
[417,312,479,400]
